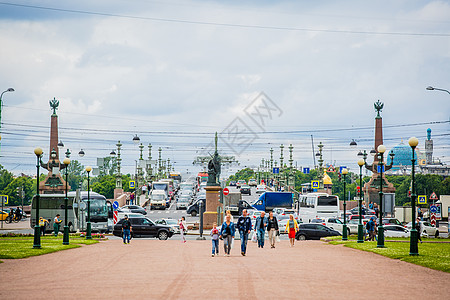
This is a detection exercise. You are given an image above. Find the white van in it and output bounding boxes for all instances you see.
[150,190,167,210]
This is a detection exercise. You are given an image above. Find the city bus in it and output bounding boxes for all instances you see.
[30,191,112,233]
[297,192,340,223]
[196,172,208,190]
[169,172,182,182]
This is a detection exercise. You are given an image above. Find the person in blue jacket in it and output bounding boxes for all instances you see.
[237,209,252,256]
[255,211,268,248]
[220,214,235,256]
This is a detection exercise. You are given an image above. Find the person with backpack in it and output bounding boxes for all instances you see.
[237,209,252,256]
[121,215,132,244]
[365,217,375,241]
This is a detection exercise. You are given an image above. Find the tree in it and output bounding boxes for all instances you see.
[0,164,14,191]
[2,176,33,206]
[66,159,85,191]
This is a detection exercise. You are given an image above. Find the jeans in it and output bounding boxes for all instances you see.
[268,228,277,246]
[257,229,265,248]
[123,229,131,243]
[212,239,219,254]
[240,231,248,254]
[223,235,232,254]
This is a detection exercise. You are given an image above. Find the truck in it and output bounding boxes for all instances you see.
[223,192,253,215]
[149,190,167,210]
[252,192,293,212]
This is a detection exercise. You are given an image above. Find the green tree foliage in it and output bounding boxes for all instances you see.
[90,175,133,199]
[66,159,86,191]
[1,176,34,206]
[228,168,255,183]
[0,164,14,191]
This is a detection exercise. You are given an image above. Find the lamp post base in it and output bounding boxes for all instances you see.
[196,236,206,240]
[377,225,385,248]
[33,225,41,249]
[409,228,419,256]
[86,222,92,240]
[342,224,348,241]
[357,224,364,243]
[63,225,69,245]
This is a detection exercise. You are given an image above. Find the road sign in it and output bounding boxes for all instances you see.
[311,180,319,189]
[273,167,279,174]
[129,180,135,189]
[418,195,427,204]
[303,167,310,174]
[0,195,8,205]
[112,201,119,210]
[435,203,442,220]
[328,165,335,172]
[430,192,438,200]
[113,211,118,225]
[430,205,438,213]
[377,165,385,173]
[223,188,230,196]
[79,202,86,211]
[339,166,347,173]
[430,213,436,226]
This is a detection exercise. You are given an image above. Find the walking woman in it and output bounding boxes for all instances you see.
[220,214,235,256]
[285,214,298,247]
[267,211,279,248]
[179,216,187,243]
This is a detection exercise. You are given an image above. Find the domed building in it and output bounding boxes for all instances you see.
[323,170,333,195]
[386,140,423,172]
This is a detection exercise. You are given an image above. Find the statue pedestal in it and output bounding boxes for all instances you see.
[204,186,222,229]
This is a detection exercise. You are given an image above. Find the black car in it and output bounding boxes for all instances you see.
[187,198,205,217]
[113,217,174,240]
[295,224,341,240]
[229,181,237,186]
[240,185,251,195]
[118,205,147,215]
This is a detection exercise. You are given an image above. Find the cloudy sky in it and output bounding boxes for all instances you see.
[0,0,449,177]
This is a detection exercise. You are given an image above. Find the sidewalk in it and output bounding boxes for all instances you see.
[0,239,448,299]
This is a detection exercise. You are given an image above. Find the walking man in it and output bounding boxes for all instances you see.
[255,211,268,248]
[237,209,252,256]
[53,214,62,236]
[122,215,132,244]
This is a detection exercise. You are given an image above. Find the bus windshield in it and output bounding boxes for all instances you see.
[153,183,168,191]
[317,196,338,206]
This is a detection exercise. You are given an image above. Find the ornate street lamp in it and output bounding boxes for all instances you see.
[409,137,419,255]
[342,168,349,241]
[132,134,140,144]
[85,166,92,239]
[63,157,71,245]
[357,159,365,243]
[377,144,386,248]
[78,149,85,157]
[57,140,64,149]
[33,147,43,249]
[349,139,357,148]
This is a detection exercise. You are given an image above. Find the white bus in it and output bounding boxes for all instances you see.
[298,193,340,223]
[30,191,112,233]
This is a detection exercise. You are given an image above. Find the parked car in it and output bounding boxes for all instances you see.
[236,180,246,189]
[113,217,174,240]
[383,225,410,238]
[379,218,403,226]
[350,207,376,215]
[229,181,237,186]
[406,221,439,237]
[248,179,257,187]
[347,219,369,235]
[118,205,147,215]
[187,198,205,217]
[295,224,341,240]
[256,185,267,194]
[273,208,298,220]
[240,185,251,195]
[0,210,8,221]
[155,218,180,234]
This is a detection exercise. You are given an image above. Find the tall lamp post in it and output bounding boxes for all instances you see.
[0,88,14,153]
[357,159,365,243]
[86,166,92,240]
[62,157,71,245]
[377,144,386,248]
[409,137,419,255]
[33,147,43,249]
[342,168,348,241]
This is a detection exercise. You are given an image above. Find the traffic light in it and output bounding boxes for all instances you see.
[338,173,342,181]
[356,186,360,194]
[16,187,21,197]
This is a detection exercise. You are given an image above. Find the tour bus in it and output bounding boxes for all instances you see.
[297,192,340,223]
[196,172,208,190]
[30,191,112,233]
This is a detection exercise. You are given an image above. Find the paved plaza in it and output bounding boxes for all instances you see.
[0,238,448,299]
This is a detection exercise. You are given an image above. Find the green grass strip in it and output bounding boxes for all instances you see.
[327,239,450,273]
[0,236,100,259]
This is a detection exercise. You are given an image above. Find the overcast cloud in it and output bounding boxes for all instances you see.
[0,0,449,176]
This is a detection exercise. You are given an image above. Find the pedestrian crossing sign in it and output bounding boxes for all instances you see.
[129,181,135,189]
[0,195,8,205]
[418,195,427,204]
[311,180,319,189]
